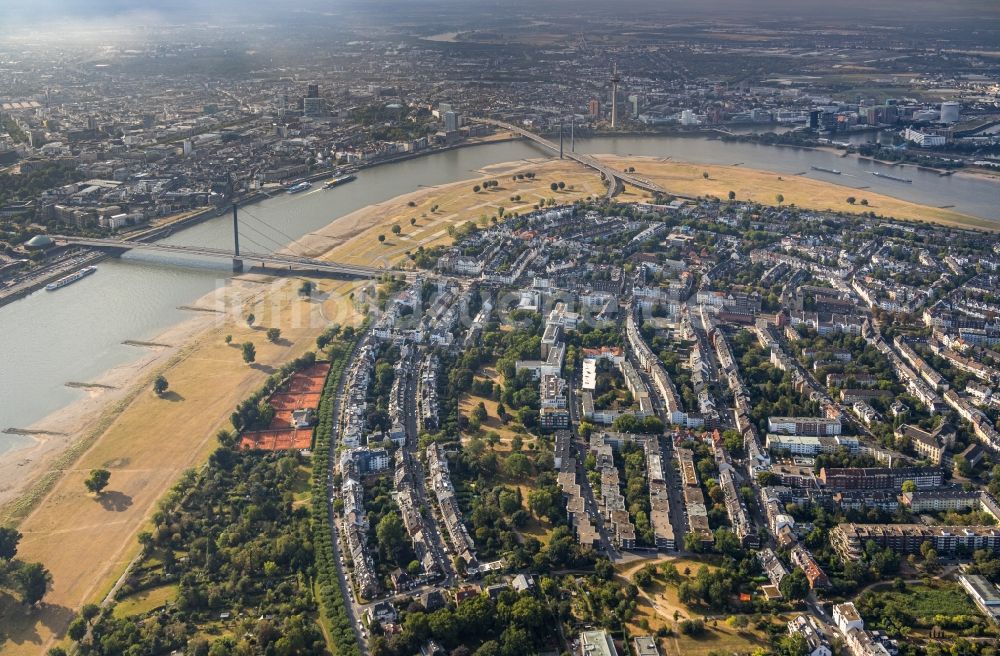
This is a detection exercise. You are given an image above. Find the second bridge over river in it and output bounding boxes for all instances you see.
[472,118,666,199]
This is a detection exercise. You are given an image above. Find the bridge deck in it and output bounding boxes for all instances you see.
[54,236,392,278]
[474,118,666,198]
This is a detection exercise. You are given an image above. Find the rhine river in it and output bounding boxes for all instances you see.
[1,135,998,453]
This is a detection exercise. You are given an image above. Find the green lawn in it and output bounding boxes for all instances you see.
[855,580,986,637]
[113,584,179,618]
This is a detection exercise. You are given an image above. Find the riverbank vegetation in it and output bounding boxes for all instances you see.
[70,447,324,655]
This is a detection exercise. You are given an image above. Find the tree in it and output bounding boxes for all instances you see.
[702,171,709,179]
[67,617,87,641]
[779,568,809,601]
[728,190,736,201]
[775,193,784,205]
[241,341,256,364]
[846,196,856,204]
[378,234,386,243]
[473,185,481,193]
[410,217,417,226]
[246,313,255,327]
[18,562,52,606]
[153,375,168,396]
[376,513,406,563]
[0,526,21,560]
[391,224,401,235]
[860,198,869,206]
[266,327,281,343]
[80,603,100,622]
[504,453,531,479]
[901,479,917,493]
[557,181,565,190]
[224,334,232,344]
[298,280,313,296]
[85,469,111,495]
[550,182,558,192]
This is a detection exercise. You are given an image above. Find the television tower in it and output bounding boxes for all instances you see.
[610,62,621,128]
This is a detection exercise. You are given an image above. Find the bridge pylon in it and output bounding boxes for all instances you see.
[232,202,243,273]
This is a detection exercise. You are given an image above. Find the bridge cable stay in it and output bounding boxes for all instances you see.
[236,219,289,253]
[237,207,315,258]
[234,232,279,256]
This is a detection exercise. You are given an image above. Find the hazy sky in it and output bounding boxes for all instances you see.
[1,0,997,35]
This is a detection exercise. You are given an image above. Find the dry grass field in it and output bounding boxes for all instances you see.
[596,155,997,231]
[613,557,774,656]
[301,158,608,269]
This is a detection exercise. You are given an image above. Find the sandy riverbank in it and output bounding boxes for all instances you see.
[0,277,269,517]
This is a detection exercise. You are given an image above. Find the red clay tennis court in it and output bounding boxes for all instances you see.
[240,362,331,451]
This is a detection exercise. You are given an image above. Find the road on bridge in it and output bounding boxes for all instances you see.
[472,117,666,199]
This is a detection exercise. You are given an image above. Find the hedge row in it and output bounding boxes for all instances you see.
[311,335,363,656]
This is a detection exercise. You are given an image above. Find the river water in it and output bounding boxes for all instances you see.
[1,135,997,453]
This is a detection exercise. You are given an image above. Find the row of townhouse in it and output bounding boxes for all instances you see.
[590,434,637,550]
[749,248,847,281]
[756,319,842,422]
[554,431,601,548]
[707,325,770,475]
[341,335,378,448]
[719,466,757,547]
[625,303,702,427]
[484,246,540,285]
[852,276,926,315]
[928,338,1000,385]
[426,443,478,566]
[392,452,441,583]
[342,476,380,600]
[893,335,948,391]
[944,388,1000,452]
[761,485,798,547]
[864,321,944,413]
[417,353,440,433]
[676,447,714,548]
[759,547,790,588]
[644,436,676,550]
[787,615,832,656]
[386,350,409,445]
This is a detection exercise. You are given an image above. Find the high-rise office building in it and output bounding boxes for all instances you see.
[303,97,325,117]
[444,110,459,132]
[588,99,600,117]
[627,94,639,118]
[940,101,960,123]
[610,63,620,127]
[307,83,319,99]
